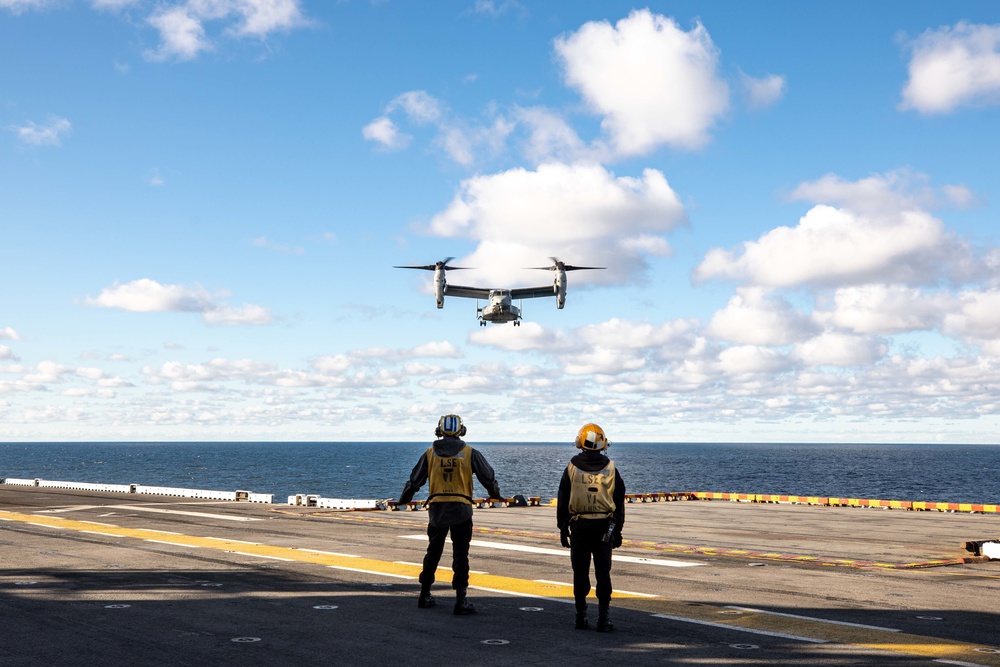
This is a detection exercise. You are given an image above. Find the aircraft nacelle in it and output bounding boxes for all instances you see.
[555,268,567,309]
[434,266,446,308]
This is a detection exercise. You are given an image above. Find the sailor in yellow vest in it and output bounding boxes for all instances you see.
[556,423,626,632]
[398,414,502,615]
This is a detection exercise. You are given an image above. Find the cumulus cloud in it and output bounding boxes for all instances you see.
[144,0,306,61]
[428,162,686,285]
[741,71,786,109]
[469,322,567,352]
[85,278,272,326]
[817,285,949,334]
[900,22,1000,114]
[695,172,976,288]
[793,332,888,368]
[941,289,1000,354]
[0,327,21,340]
[11,116,71,146]
[0,345,18,361]
[706,288,818,345]
[554,9,729,154]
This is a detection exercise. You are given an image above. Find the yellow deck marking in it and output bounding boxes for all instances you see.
[4,508,1000,666]
[0,510,644,602]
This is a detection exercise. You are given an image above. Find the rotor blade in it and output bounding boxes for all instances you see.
[393,265,437,271]
[563,265,605,271]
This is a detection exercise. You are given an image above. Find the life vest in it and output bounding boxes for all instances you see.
[426,444,474,504]
[567,460,616,520]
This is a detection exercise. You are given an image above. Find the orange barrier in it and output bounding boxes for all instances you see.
[685,492,998,514]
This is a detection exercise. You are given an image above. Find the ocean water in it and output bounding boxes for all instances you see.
[1,442,999,505]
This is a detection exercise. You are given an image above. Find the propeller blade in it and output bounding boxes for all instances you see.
[525,257,604,271]
[394,257,472,271]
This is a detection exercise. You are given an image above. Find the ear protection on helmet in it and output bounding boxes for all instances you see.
[435,414,467,438]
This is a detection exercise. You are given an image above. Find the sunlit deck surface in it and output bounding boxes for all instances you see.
[2,485,1000,666]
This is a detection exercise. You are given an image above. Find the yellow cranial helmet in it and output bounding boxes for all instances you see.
[575,423,608,450]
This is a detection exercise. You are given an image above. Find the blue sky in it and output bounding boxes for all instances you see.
[3,1,1000,443]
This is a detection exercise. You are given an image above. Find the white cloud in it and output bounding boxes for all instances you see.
[202,304,272,326]
[900,22,1000,114]
[0,345,17,361]
[741,71,786,109]
[0,327,21,341]
[793,332,888,367]
[0,0,50,13]
[364,90,513,166]
[145,0,306,62]
[941,289,1000,354]
[818,285,949,334]
[695,172,976,289]
[146,5,208,61]
[428,163,685,285]
[554,9,729,154]
[11,116,71,146]
[469,322,566,352]
[85,278,272,326]
[514,106,588,165]
[706,287,818,345]
[577,318,694,350]
[362,116,409,150]
[717,345,789,375]
[389,90,445,124]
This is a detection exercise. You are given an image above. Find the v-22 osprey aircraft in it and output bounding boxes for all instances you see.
[394,257,604,326]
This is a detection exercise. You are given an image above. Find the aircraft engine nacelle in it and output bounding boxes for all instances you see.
[555,268,567,309]
[434,266,446,308]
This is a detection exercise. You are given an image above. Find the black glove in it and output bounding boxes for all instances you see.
[612,532,622,549]
[560,527,571,548]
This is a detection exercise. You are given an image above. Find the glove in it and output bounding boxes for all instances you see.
[560,527,571,548]
[612,532,622,549]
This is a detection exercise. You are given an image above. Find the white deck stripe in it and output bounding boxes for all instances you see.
[725,606,901,632]
[651,614,828,643]
[400,535,701,567]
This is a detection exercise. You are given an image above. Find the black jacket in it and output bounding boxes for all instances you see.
[398,436,502,527]
[556,449,625,536]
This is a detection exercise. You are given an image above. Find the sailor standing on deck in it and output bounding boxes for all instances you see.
[557,423,626,632]
[397,414,502,615]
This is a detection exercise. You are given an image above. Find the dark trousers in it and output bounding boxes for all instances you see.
[569,520,613,610]
[419,519,473,590]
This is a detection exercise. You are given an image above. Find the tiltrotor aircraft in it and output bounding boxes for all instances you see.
[394,257,604,326]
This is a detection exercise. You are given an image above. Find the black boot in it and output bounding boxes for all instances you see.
[453,588,476,615]
[596,605,614,632]
[574,610,589,630]
[417,586,436,609]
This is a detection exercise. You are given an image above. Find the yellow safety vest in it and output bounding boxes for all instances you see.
[427,444,474,504]
[567,460,616,520]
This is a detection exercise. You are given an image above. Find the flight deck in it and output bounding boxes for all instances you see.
[2,484,999,666]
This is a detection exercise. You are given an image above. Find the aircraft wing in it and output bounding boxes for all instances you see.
[510,285,557,300]
[444,284,491,300]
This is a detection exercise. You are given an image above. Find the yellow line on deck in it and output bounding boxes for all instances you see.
[0,510,643,602]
